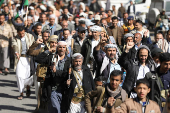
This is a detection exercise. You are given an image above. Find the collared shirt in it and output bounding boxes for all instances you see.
[135,43,142,50]
[137,65,150,80]
[21,37,27,55]
[131,64,150,98]
[77,37,85,47]
[56,55,67,71]
[107,61,121,83]
[91,37,100,58]
[61,36,72,47]
[130,5,134,13]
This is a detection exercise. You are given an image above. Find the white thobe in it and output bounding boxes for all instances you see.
[16,57,33,93]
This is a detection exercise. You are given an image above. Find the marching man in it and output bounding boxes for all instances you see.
[12,26,34,100]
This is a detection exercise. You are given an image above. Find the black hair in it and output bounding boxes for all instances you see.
[17,26,25,32]
[63,6,68,10]
[159,53,170,63]
[112,16,118,21]
[62,14,68,21]
[34,23,42,28]
[42,31,50,36]
[135,19,143,26]
[94,76,106,82]
[136,79,150,88]
[107,10,112,13]
[63,28,69,34]
[152,52,161,58]
[40,13,46,17]
[110,70,123,80]
[4,5,8,8]
[0,13,5,17]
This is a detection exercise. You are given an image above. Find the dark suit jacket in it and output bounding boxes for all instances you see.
[35,52,71,102]
[93,48,110,79]
[127,4,135,15]
[61,65,95,113]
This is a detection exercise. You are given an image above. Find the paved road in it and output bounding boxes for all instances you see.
[0,70,37,113]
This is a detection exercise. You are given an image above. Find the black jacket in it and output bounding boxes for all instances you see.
[118,45,156,94]
[35,52,70,102]
[127,4,135,15]
[61,65,95,113]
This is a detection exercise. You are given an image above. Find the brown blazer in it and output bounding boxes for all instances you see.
[106,98,161,113]
[85,86,128,113]
[106,26,124,46]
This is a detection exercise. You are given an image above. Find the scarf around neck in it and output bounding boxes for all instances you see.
[107,84,122,98]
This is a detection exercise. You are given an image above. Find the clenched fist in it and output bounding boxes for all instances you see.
[107,97,115,107]
[36,38,43,44]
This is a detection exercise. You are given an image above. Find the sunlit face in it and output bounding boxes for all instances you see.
[42,32,49,43]
[126,37,133,43]
[63,30,70,39]
[18,30,25,38]
[135,22,142,30]
[57,45,67,56]
[0,15,5,24]
[110,75,122,91]
[155,34,163,43]
[106,48,117,60]
[62,22,68,29]
[27,18,33,26]
[92,31,100,39]
[49,18,55,25]
[78,30,86,39]
[40,14,47,23]
[50,41,57,48]
[135,83,150,100]
[138,49,148,64]
[112,19,118,27]
[134,33,142,45]
[160,61,170,73]
[36,26,42,35]
[73,58,83,70]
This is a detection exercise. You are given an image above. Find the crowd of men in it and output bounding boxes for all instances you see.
[1,0,170,113]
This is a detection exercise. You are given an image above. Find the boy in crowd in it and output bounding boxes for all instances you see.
[85,70,127,113]
[106,79,161,113]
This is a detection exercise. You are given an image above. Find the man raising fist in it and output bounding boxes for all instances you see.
[118,43,156,97]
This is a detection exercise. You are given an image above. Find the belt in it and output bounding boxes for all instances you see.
[21,54,27,57]
[52,84,61,91]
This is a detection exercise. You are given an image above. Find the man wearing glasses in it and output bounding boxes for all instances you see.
[73,26,86,53]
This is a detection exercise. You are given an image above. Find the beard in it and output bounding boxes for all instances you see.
[74,65,82,71]
[109,54,116,60]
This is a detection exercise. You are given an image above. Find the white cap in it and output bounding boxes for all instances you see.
[94,15,100,20]
[72,53,83,60]
[40,5,47,11]
[85,19,95,26]
[90,25,102,32]
[16,4,20,8]
[79,12,87,18]
[49,14,56,19]
[58,41,67,46]
[29,6,34,10]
